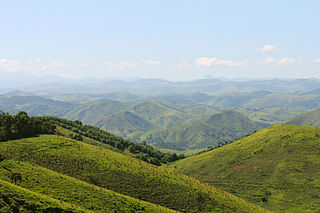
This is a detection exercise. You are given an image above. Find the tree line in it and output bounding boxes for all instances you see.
[38,116,185,165]
[0,111,55,142]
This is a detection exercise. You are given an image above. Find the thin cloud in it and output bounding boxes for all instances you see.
[136,56,160,65]
[195,57,250,67]
[314,58,320,63]
[105,61,138,70]
[51,61,70,67]
[0,59,23,72]
[177,60,191,69]
[257,45,277,52]
[262,57,298,66]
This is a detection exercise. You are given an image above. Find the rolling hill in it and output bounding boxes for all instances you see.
[141,111,269,150]
[0,95,76,116]
[286,107,320,127]
[170,125,320,212]
[63,99,130,123]
[0,160,175,212]
[0,134,268,212]
[93,111,157,137]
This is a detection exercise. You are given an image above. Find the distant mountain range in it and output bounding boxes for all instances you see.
[2,85,320,151]
[2,77,320,95]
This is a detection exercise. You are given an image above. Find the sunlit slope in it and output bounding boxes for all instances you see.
[170,125,320,212]
[286,107,320,127]
[141,111,268,150]
[0,135,268,213]
[0,179,89,213]
[0,160,175,213]
[64,99,130,123]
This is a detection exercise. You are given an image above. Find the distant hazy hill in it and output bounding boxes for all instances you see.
[286,107,320,127]
[0,135,267,212]
[12,78,320,94]
[141,111,269,150]
[0,95,75,116]
[170,125,320,212]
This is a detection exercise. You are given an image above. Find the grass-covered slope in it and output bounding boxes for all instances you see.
[63,99,130,123]
[170,125,320,212]
[93,111,157,137]
[0,179,89,213]
[286,107,320,127]
[40,116,184,165]
[0,160,175,212]
[141,111,268,150]
[0,135,268,213]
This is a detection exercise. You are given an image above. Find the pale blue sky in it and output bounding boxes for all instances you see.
[0,0,320,81]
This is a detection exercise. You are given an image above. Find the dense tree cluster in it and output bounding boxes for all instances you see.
[39,116,185,165]
[0,111,55,142]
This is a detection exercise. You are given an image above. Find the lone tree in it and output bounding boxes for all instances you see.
[10,172,22,185]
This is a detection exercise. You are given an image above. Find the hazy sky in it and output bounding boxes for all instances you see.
[1,0,320,81]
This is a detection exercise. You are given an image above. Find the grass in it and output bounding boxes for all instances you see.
[140,110,268,150]
[0,134,269,213]
[169,125,320,212]
[0,160,175,212]
[0,179,90,213]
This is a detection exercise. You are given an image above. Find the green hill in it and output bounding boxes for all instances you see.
[286,107,320,127]
[63,99,130,123]
[93,111,157,137]
[0,179,89,212]
[170,125,320,212]
[0,160,175,212]
[141,111,268,150]
[0,95,76,116]
[0,134,268,212]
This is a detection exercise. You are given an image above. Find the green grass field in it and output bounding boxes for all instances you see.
[170,125,320,212]
[0,179,90,212]
[0,160,175,212]
[0,134,268,212]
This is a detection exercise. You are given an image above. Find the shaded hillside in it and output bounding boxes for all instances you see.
[0,160,175,212]
[0,135,268,213]
[141,111,268,150]
[170,125,320,212]
[286,107,320,127]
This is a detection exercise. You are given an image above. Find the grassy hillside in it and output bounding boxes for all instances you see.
[141,111,268,150]
[63,99,130,123]
[40,116,185,165]
[170,125,320,212]
[0,179,89,212]
[286,107,320,127]
[0,160,175,212]
[93,111,158,137]
[0,135,268,213]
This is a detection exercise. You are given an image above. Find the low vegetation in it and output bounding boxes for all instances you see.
[0,179,89,213]
[0,134,268,212]
[0,160,176,212]
[38,116,185,165]
[170,125,320,212]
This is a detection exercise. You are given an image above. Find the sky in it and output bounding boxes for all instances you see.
[1,0,320,81]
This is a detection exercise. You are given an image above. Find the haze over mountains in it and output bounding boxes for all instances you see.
[2,78,320,152]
